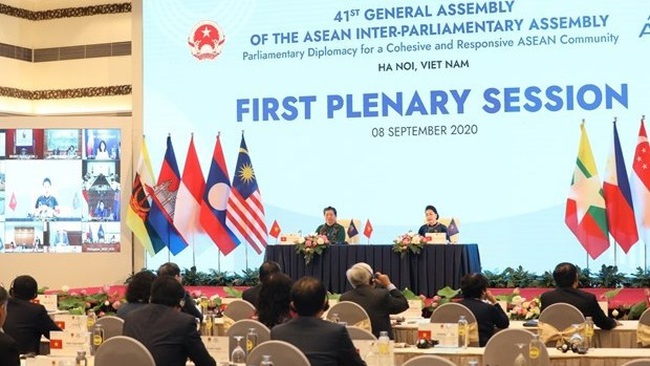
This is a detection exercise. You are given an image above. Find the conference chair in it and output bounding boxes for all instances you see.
[402,355,457,366]
[538,303,585,346]
[637,308,650,347]
[246,340,310,366]
[346,325,377,340]
[429,302,479,347]
[326,301,372,331]
[95,315,124,340]
[484,329,550,366]
[621,360,650,366]
[94,335,155,366]
[225,319,270,357]
[223,299,256,321]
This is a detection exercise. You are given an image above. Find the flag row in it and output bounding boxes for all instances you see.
[566,118,649,260]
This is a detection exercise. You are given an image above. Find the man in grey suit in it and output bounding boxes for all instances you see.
[271,277,366,366]
[123,276,215,366]
[340,262,409,339]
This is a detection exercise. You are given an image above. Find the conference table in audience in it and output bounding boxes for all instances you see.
[265,243,481,296]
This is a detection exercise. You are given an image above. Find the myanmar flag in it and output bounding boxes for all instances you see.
[565,122,610,259]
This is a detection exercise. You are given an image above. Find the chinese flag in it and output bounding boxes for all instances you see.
[50,339,63,349]
[363,219,373,238]
[269,220,281,238]
[9,192,17,211]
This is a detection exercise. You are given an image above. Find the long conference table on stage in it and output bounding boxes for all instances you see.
[264,243,481,296]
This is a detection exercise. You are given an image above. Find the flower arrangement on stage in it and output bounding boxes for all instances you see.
[55,285,123,317]
[295,234,330,264]
[393,231,429,258]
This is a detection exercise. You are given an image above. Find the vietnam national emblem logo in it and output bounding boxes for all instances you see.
[188,21,226,60]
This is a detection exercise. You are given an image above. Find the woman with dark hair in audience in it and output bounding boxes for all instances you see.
[0,285,20,366]
[256,273,293,329]
[117,270,157,319]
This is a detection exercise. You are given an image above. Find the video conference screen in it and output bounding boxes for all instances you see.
[0,128,121,254]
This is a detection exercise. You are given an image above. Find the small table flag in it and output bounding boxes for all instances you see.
[363,219,373,238]
[347,219,359,238]
[269,220,281,239]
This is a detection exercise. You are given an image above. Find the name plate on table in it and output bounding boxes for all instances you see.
[279,233,301,245]
[420,323,459,347]
[202,336,229,362]
[35,294,58,312]
[425,233,447,244]
[53,314,88,332]
[49,330,91,356]
[398,300,423,319]
[26,355,77,366]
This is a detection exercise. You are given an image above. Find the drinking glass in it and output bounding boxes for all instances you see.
[513,343,528,366]
[231,335,246,365]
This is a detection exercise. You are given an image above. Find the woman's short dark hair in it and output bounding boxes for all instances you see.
[460,273,488,299]
[10,275,38,300]
[323,206,337,216]
[125,271,157,303]
[150,276,185,307]
[425,205,438,218]
[257,273,293,329]
[290,277,327,317]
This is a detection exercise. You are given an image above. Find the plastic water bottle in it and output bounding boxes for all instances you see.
[86,310,96,330]
[458,315,468,349]
[246,327,258,352]
[528,333,542,366]
[260,355,274,366]
[377,331,390,366]
[584,316,594,349]
[90,323,104,355]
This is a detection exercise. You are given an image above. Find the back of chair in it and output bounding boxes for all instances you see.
[637,308,650,347]
[225,319,271,356]
[621,360,650,366]
[538,303,585,332]
[430,302,479,347]
[639,308,650,326]
[484,329,550,366]
[247,340,310,366]
[346,326,377,340]
[402,355,456,366]
[223,299,256,321]
[95,336,155,366]
[326,301,372,331]
[95,315,124,340]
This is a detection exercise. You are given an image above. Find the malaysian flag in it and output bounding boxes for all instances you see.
[226,134,267,254]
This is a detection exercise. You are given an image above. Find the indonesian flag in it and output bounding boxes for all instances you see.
[174,135,208,249]
[603,121,638,253]
[565,122,610,260]
[631,119,650,245]
[363,219,373,238]
[269,220,281,238]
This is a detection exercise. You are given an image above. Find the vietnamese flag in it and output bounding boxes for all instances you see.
[363,219,373,238]
[269,220,281,238]
[55,321,65,330]
[50,339,63,349]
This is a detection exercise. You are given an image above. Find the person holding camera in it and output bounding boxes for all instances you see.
[340,262,409,339]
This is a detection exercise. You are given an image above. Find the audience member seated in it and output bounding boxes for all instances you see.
[123,276,216,366]
[117,270,157,319]
[0,286,20,366]
[242,261,281,308]
[257,273,293,329]
[540,262,617,330]
[157,262,202,320]
[271,276,366,366]
[340,262,408,339]
[3,275,61,355]
[458,273,510,346]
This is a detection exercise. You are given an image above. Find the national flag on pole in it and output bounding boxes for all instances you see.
[447,218,460,236]
[269,220,281,238]
[347,219,359,238]
[363,219,373,238]
[126,138,165,256]
[226,134,268,254]
[631,118,650,245]
[9,192,17,211]
[565,122,610,260]
[148,135,188,255]
[603,121,639,253]
[174,135,207,247]
[199,135,241,255]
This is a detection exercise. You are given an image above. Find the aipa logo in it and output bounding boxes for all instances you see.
[640,15,650,38]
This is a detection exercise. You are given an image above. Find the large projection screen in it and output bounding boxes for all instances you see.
[142,0,650,274]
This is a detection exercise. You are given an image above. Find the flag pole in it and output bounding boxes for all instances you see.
[245,239,249,269]
[645,115,648,274]
[191,232,196,268]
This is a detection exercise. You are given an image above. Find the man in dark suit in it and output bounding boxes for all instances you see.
[271,277,366,366]
[123,276,216,366]
[157,262,202,320]
[3,275,61,355]
[242,261,281,308]
[0,286,20,366]
[458,273,510,346]
[340,262,408,339]
[540,262,617,330]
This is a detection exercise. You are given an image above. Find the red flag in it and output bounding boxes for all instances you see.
[269,220,281,238]
[603,121,638,253]
[631,119,650,245]
[174,136,206,246]
[363,219,373,238]
[199,135,241,255]
[50,339,63,349]
[9,192,17,211]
